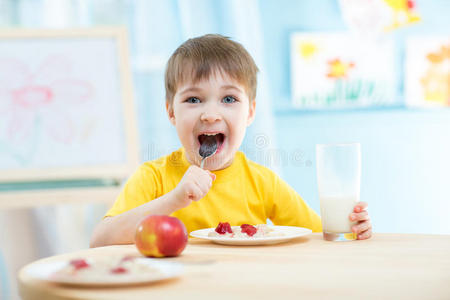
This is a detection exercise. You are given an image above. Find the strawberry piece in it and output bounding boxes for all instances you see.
[70,259,90,270]
[240,224,257,236]
[111,266,128,274]
[215,222,232,234]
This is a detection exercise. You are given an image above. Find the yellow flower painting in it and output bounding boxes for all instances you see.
[382,0,421,31]
[326,59,355,79]
[338,0,421,35]
[405,37,450,107]
[290,33,395,109]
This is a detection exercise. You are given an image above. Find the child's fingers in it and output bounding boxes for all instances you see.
[349,210,369,222]
[193,170,213,187]
[189,185,204,201]
[207,171,216,181]
[192,176,210,195]
[352,220,371,234]
[354,201,368,213]
[357,228,372,240]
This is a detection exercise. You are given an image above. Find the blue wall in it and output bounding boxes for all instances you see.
[260,0,450,234]
[1,0,448,237]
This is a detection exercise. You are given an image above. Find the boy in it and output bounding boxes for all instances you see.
[90,34,371,247]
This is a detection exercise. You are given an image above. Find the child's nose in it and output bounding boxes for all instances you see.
[200,110,221,123]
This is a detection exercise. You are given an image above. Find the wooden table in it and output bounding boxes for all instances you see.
[18,233,450,300]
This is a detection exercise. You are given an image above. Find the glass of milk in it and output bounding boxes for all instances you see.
[316,143,361,241]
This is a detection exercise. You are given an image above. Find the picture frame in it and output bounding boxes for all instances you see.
[0,27,139,183]
[290,33,396,110]
[405,36,450,108]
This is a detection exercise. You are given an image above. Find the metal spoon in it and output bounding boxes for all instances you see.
[199,136,218,169]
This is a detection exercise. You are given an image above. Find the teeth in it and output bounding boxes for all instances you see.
[203,133,219,136]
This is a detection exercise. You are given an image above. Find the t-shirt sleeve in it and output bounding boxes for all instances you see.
[269,174,322,232]
[104,164,160,218]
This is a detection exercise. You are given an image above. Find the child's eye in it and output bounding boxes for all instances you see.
[186,97,201,104]
[222,96,237,104]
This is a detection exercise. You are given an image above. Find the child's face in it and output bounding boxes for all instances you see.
[167,71,256,170]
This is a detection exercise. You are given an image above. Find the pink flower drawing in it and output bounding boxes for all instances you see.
[0,55,94,145]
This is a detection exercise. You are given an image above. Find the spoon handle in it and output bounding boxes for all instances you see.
[200,158,206,169]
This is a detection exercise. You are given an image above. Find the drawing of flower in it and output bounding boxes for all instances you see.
[0,55,94,144]
[383,0,421,31]
[326,58,355,79]
[420,45,450,105]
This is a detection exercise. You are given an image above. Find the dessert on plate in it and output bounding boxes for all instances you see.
[208,222,285,238]
[51,255,161,282]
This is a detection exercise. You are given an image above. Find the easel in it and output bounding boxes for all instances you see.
[0,27,139,209]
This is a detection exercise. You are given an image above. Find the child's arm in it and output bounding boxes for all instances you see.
[90,190,181,247]
[90,166,215,247]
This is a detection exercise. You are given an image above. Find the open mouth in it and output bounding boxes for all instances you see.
[198,133,225,153]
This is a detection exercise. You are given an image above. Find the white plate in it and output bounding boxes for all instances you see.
[190,225,312,245]
[24,257,183,286]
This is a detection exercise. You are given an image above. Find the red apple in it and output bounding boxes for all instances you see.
[135,215,188,258]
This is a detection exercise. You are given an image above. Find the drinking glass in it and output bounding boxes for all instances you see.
[316,143,361,241]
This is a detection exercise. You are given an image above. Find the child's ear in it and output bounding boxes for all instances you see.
[166,101,176,125]
[246,100,256,126]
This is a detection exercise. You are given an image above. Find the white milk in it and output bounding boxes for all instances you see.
[320,196,358,233]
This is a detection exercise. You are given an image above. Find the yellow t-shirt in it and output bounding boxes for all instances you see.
[105,148,322,233]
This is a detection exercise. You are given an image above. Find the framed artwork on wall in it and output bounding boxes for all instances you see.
[0,27,139,182]
[290,33,396,110]
[405,36,449,108]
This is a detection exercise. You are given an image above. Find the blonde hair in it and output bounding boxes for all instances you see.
[165,34,259,105]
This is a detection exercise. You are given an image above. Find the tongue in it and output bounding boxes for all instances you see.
[199,135,218,158]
